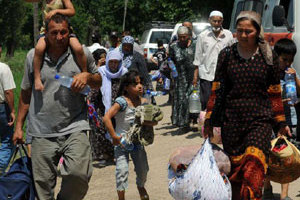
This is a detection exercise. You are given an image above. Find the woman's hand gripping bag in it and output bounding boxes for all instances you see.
[268,136,300,184]
[168,139,232,200]
[198,111,222,144]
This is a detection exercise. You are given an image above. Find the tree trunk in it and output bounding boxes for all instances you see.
[33,2,39,46]
[5,38,16,58]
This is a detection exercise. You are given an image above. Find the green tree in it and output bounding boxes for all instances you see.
[0,0,31,57]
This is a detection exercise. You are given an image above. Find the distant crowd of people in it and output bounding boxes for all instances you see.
[0,0,299,200]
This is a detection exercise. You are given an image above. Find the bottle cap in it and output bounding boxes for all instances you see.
[54,74,60,80]
[167,58,171,61]
[146,89,151,94]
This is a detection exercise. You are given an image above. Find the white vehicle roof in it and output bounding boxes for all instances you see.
[141,28,173,45]
[171,22,211,41]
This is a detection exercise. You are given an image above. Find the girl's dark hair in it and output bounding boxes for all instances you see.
[92,48,107,64]
[117,70,142,97]
[274,38,297,56]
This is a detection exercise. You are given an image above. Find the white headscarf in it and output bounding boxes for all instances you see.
[98,50,128,113]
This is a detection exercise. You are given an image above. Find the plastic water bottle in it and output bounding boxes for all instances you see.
[55,74,91,95]
[168,58,178,78]
[164,78,170,90]
[150,91,166,96]
[189,90,201,113]
[285,73,298,105]
[120,136,134,151]
[151,70,161,81]
[144,90,152,104]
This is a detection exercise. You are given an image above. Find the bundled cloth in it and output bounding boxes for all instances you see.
[124,104,163,146]
[268,136,300,183]
[168,139,232,200]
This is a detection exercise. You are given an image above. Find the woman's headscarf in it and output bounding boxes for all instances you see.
[98,49,128,113]
[120,35,135,68]
[236,11,273,65]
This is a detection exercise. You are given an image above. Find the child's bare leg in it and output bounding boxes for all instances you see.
[281,183,289,199]
[117,190,125,200]
[34,37,46,91]
[138,187,149,200]
[69,37,87,72]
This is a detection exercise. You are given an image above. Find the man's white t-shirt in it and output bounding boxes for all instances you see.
[0,62,16,103]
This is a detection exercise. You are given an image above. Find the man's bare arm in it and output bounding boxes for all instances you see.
[4,89,15,126]
[13,88,32,145]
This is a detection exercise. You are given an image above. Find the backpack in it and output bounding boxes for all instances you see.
[0,144,36,200]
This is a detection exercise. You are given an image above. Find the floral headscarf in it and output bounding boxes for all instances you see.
[120,36,135,68]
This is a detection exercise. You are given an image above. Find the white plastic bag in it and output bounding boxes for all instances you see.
[168,139,232,200]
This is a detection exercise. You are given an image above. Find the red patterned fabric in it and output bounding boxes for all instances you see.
[230,146,267,200]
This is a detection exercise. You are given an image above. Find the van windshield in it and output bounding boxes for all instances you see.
[233,0,264,28]
[149,31,172,44]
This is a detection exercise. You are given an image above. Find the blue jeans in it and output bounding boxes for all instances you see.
[0,103,14,173]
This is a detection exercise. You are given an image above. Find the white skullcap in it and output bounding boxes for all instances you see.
[209,10,223,18]
[177,26,190,35]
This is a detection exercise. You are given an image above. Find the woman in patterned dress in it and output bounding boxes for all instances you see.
[204,11,291,199]
[169,26,197,131]
[88,50,127,166]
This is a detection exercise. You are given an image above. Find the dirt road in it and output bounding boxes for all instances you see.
[57,95,300,200]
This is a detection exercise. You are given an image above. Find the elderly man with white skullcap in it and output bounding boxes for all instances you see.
[193,10,234,110]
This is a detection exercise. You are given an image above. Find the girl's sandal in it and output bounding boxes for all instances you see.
[140,195,149,200]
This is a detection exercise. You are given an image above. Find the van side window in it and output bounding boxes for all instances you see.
[279,0,294,28]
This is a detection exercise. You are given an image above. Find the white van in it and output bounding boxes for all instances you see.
[230,0,300,73]
[140,27,173,70]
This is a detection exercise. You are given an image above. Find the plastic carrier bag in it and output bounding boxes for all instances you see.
[168,139,231,200]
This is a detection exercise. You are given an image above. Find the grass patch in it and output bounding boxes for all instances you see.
[0,49,28,135]
[0,49,27,111]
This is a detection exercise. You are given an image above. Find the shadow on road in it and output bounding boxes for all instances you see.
[185,132,201,139]
[161,128,201,140]
[263,193,282,200]
[155,123,177,130]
